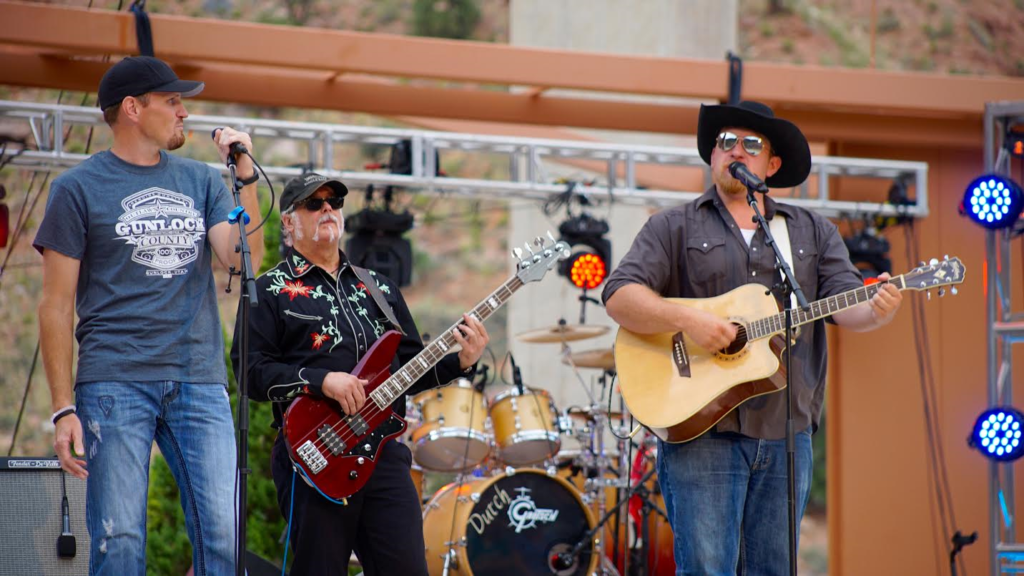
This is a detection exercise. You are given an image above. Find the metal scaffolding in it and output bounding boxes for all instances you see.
[0,100,929,219]
[983,101,1024,576]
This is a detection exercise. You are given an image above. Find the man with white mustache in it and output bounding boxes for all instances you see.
[232,172,488,575]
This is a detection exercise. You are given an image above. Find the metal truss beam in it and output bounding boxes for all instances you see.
[0,100,928,219]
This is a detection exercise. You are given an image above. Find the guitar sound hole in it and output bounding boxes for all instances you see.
[720,323,748,355]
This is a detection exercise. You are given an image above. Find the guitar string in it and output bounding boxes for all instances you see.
[303,279,522,458]
[745,280,892,341]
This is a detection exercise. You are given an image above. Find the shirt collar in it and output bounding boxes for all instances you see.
[285,247,349,278]
[696,185,793,221]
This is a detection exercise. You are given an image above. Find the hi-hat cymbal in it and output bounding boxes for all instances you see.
[562,348,615,370]
[516,324,609,343]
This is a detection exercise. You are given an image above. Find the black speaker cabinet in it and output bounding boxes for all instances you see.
[0,457,89,576]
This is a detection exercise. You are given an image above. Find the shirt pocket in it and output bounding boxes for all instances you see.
[792,243,819,300]
[686,236,729,287]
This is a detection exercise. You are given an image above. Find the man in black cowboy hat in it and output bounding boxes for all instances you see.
[231,172,488,576]
[603,101,902,573]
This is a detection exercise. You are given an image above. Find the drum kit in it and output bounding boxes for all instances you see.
[404,321,676,576]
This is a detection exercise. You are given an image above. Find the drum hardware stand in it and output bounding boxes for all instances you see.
[554,467,666,576]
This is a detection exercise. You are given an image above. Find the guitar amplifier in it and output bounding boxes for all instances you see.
[0,457,89,576]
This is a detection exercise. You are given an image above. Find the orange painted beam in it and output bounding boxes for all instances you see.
[1,0,1022,121]
[0,50,987,148]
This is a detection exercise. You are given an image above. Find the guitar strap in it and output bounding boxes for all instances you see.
[768,212,798,310]
[350,265,407,336]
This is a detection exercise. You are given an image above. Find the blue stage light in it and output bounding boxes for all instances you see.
[971,407,1024,462]
[961,174,1024,230]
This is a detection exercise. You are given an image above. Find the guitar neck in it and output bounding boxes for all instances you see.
[746,275,907,341]
[369,275,524,408]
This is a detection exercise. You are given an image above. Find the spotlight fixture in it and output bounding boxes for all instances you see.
[970,406,1024,462]
[844,218,891,279]
[961,174,1024,230]
[345,185,415,287]
[558,212,611,290]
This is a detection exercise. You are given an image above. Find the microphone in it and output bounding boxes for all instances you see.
[57,483,76,558]
[728,161,768,193]
[550,551,576,571]
[210,128,249,158]
[510,354,525,396]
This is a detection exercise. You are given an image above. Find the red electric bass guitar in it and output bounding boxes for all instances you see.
[282,237,569,501]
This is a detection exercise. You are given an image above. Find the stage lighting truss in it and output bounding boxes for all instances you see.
[962,174,1024,230]
[971,407,1024,462]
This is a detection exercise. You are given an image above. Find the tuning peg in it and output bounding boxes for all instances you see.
[926,291,932,301]
[951,287,958,296]
[944,255,949,261]
[547,231,557,243]
[938,288,946,297]
[919,261,926,268]
[534,236,545,248]
[929,258,939,266]
[523,242,535,256]
[512,247,523,260]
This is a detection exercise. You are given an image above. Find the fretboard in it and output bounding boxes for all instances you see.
[746,275,906,341]
[369,276,524,408]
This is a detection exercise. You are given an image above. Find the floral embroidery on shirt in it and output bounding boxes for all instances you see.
[281,279,312,300]
[311,332,331,350]
[292,255,310,275]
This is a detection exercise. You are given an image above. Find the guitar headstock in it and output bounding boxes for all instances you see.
[902,256,966,297]
[514,233,571,284]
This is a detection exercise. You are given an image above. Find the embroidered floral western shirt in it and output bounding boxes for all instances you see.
[231,248,466,427]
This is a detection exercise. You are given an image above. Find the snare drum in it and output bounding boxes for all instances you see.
[422,468,598,576]
[411,379,492,472]
[489,387,561,466]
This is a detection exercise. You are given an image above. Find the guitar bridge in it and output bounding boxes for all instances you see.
[297,440,328,474]
[318,424,348,456]
[672,332,692,378]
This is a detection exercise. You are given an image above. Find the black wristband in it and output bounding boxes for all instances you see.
[52,408,76,425]
[236,171,259,187]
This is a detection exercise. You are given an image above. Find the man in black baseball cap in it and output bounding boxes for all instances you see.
[34,53,265,575]
[279,172,349,213]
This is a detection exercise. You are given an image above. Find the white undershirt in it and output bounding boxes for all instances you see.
[740,228,756,247]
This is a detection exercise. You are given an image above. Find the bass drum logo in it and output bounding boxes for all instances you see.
[114,188,206,278]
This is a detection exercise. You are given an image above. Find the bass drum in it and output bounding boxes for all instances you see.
[422,469,598,576]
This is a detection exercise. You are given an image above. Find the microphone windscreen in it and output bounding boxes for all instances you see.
[57,534,76,558]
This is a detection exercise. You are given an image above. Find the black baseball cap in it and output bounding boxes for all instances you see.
[97,56,205,110]
[280,173,349,211]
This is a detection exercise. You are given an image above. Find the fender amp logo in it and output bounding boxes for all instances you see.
[507,487,560,533]
[114,188,206,279]
[7,459,61,468]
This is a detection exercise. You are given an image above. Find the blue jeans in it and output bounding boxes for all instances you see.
[76,381,237,576]
[657,429,813,576]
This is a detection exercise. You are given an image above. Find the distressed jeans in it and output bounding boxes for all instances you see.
[657,429,813,576]
[76,381,237,576]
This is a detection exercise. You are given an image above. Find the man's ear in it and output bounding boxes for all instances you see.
[766,154,783,179]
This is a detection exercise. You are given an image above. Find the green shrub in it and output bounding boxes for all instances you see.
[412,0,481,40]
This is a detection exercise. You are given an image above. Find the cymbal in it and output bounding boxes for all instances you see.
[516,323,609,343]
[562,348,615,370]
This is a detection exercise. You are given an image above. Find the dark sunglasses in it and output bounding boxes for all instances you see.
[298,196,344,211]
[716,131,766,156]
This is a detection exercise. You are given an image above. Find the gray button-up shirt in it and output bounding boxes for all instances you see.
[602,187,863,439]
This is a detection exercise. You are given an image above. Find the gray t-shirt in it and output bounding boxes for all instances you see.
[33,150,233,385]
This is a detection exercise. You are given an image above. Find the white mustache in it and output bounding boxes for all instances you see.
[311,212,342,243]
[317,213,340,226]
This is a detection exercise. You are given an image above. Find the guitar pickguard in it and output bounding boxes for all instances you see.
[344,414,406,462]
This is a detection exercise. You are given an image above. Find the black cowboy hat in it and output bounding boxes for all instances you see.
[697,100,812,189]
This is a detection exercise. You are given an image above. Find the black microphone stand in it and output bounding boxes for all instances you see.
[225,151,259,576]
[746,184,808,576]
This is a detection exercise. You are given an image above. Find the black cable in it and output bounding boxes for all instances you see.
[7,339,40,456]
[239,151,275,237]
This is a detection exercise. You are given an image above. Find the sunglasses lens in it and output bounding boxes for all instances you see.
[742,137,764,156]
[718,132,738,151]
[302,197,343,211]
